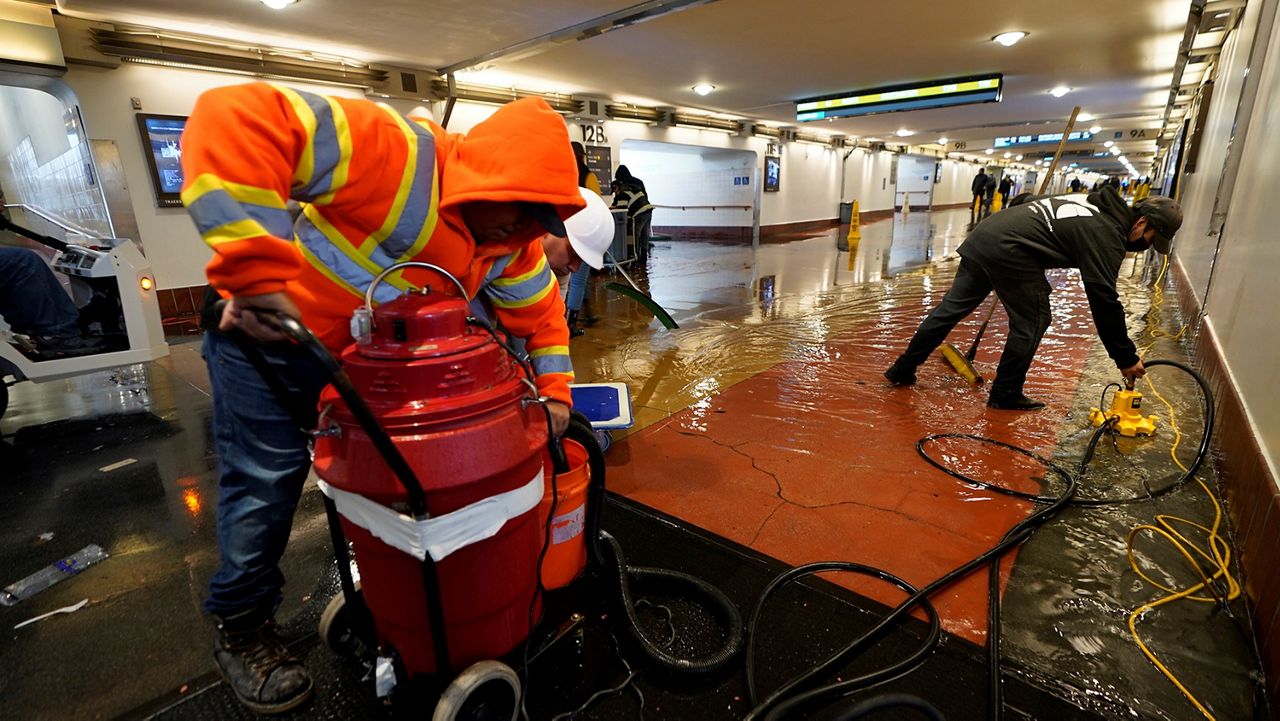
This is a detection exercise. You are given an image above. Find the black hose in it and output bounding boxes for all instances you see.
[745,420,1116,721]
[597,530,745,674]
[471,325,743,676]
[0,216,70,252]
[745,562,941,720]
[916,359,1215,508]
[829,693,945,721]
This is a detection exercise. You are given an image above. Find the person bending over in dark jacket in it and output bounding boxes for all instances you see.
[970,169,987,224]
[883,186,1181,410]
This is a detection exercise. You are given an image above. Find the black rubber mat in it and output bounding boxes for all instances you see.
[125,495,1103,720]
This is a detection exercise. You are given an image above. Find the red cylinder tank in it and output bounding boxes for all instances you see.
[312,290,546,677]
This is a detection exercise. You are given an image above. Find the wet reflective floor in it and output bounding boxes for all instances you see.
[0,207,1263,720]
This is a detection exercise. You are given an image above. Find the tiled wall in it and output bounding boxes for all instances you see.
[0,86,111,238]
[1172,258,1279,701]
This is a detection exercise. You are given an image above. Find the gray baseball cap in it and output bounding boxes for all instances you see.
[1134,195,1182,254]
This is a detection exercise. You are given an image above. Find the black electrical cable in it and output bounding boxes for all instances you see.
[745,419,1117,721]
[917,360,1216,508]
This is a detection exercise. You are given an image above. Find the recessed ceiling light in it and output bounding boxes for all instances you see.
[985,148,994,154]
[1004,152,1012,158]
[937,136,948,144]
[1088,125,1102,134]
[895,129,914,137]
[1104,140,1114,147]
[1111,146,1122,155]
[692,83,716,96]
[1049,86,1071,98]
[1077,112,1095,122]
[992,31,1028,47]
[261,0,299,8]
[1015,154,1023,161]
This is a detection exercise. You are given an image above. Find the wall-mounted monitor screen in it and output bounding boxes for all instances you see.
[796,74,1002,122]
[764,156,781,192]
[135,113,187,207]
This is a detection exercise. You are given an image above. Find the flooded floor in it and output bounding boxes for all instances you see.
[0,207,1263,720]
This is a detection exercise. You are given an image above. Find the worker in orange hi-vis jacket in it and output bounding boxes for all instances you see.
[179,82,583,715]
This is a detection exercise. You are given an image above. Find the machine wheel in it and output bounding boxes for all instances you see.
[431,660,520,721]
[318,584,368,658]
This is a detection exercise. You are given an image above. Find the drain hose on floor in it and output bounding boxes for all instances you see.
[562,416,745,674]
[598,529,745,674]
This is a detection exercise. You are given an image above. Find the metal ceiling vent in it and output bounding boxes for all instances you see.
[88,27,388,88]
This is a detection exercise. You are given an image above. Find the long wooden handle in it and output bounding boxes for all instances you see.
[1038,106,1081,195]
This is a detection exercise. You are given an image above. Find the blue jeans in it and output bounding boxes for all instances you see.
[895,258,1052,397]
[565,263,590,312]
[0,247,80,336]
[202,330,331,618]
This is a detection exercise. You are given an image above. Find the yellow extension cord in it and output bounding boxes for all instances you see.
[1123,254,1238,720]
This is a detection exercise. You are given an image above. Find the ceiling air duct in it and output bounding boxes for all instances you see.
[89,27,387,88]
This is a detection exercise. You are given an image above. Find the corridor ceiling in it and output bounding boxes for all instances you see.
[53,0,1210,173]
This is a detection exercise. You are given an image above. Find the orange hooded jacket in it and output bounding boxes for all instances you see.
[181,83,583,403]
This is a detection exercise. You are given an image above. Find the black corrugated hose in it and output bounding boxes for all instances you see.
[563,415,746,674]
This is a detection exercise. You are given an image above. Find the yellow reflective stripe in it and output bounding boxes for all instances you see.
[529,345,570,358]
[272,84,316,189]
[294,239,364,300]
[181,173,285,209]
[303,205,414,293]
[359,106,418,256]
[313,96,352,206]
[493,254,544,286]
[489,278,555,309]
[204,218,270,247]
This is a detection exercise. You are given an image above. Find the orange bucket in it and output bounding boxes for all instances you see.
[537,439,591,589]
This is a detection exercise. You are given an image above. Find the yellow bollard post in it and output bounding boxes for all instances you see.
[846,200,861,241]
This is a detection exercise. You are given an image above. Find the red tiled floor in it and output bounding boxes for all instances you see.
[608,269,1099,645]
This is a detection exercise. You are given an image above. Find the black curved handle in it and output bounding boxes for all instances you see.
[214,300,430,516]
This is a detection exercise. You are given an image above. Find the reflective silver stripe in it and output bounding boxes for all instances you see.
[531,353,573,376]
[487,263,554,306]
[187,189,292,239]
[485,255,514,284]
[369,120,437,263]
[295,215,402,304]
[294,90,341,200]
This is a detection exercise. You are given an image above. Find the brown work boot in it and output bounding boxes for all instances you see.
[213,612,313,714]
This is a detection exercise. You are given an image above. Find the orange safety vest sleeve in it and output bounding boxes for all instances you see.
[180,82,421,297]
[183,83,585,350]
[478,241,573,405]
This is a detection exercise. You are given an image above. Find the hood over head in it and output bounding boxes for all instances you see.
[1085,185,1136,235]
[440,97,584,254]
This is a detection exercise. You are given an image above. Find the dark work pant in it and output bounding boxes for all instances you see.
[0,247,81,337]
[895,258,1052,396]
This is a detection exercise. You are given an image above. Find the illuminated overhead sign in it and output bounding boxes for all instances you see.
[795,74,1002,122]
[994,131,1094,147]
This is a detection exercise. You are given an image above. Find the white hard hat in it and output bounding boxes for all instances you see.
[564,186,614,270]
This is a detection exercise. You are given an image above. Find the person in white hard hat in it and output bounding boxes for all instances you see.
[541,187,614,276]
[470,186,615,391]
